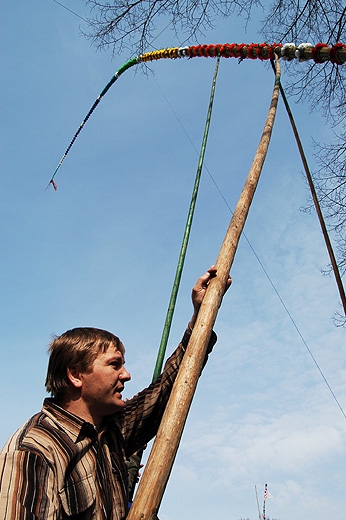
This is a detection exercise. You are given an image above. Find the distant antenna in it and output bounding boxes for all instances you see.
[255,485,262,520]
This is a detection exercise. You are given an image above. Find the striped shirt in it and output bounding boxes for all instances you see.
[0,328,216,519]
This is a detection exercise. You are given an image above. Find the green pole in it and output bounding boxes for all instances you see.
[152,55,221,382]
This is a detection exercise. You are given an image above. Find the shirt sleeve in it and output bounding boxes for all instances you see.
[0,448,57,520]
[118,327,217,457]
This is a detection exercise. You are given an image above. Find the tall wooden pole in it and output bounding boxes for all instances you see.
[270,60,346,316]
[127,57,281,520]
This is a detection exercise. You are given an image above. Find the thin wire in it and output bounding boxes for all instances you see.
[153,72,346,421]
[50,0,87,21]
[50,0,171,51]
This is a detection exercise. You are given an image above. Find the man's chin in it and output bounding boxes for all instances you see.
[112,399,125,411]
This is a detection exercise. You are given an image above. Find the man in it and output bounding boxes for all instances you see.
[0,267,231,519]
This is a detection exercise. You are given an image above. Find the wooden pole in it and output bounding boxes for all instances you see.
[270,60,346,317]
[127,56,281,520]
[255,485,263,520]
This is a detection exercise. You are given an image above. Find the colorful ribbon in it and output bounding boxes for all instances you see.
[49,42,346,189]
[139,42,346,64]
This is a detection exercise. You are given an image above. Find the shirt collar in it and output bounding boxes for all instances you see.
[42,397,98,442]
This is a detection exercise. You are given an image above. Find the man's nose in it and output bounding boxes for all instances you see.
[120,368,131,381]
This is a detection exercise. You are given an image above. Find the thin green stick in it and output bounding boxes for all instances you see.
[151,55,221,382]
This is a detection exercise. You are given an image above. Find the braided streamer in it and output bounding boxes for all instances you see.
[48,42,346,189]
[47,57,139,190]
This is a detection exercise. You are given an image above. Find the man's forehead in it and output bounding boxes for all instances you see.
[105,344,125,361]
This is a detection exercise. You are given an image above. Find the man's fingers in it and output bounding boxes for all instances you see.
[225,275,232,293]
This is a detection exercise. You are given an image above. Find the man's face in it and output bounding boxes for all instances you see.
[79,344,131,423]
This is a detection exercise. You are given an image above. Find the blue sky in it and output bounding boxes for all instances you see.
[1,1,346,519]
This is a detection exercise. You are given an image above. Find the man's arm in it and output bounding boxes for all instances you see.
[119,267,231,456]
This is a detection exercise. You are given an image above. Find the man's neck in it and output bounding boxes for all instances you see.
[58,396,101,426]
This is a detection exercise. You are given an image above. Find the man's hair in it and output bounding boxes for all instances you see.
[45,327,124,399]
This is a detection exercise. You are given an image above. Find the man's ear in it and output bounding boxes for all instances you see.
[67,366,83,389]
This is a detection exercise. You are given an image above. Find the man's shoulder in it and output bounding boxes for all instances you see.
[1,410,57,456]
[2,403,82,465]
